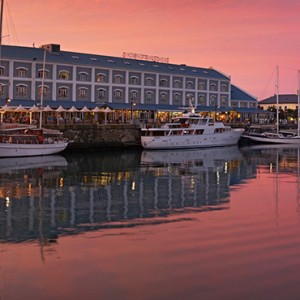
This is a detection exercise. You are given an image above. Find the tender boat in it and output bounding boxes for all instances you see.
[141,107,244,150]
[0,124,68,157]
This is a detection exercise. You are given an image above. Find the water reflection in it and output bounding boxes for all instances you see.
[1,145,300,244]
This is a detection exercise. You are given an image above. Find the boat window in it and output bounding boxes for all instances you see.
[195,129,204,134]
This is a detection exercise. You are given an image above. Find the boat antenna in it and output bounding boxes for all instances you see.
[298,69,300,136]
[276,66,279,134]
[39,49,46,129]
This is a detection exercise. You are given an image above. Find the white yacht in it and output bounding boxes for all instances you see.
[141,107,244,150]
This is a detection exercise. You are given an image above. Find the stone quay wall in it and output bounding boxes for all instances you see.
[49,124,142,149]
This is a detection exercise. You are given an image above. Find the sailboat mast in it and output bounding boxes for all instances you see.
[276,66,279,134]
[298,69,300,136]
[0,0,4,64]
[39,49,46,129]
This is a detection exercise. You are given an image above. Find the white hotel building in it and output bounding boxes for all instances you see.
[0,43,260,121]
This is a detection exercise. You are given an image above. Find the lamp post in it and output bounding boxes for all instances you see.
[130,101,136,120]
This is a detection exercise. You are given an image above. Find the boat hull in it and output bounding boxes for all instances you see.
[0,142,68,157]
[243,135,300,144]
[141,129,244,149]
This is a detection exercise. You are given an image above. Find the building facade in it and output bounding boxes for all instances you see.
[0,43,258,114]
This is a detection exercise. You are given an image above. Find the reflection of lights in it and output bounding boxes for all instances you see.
[224,162,228,174]
[5,197,10,208]
[216,170,220,185]
[131,181,136,190]
[59,177,64,188]
[270,163,273,173]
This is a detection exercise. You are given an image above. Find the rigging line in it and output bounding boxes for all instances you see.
[259,67,276,100]
[5,0,19,45]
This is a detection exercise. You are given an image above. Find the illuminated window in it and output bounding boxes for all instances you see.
[96,73,106,83]
[59,70,69,80]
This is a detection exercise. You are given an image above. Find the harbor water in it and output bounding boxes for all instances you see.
[1,144,300,299]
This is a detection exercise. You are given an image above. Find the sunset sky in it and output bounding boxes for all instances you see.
[3,0,300,100]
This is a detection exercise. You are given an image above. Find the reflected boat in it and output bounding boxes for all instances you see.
[141,145,243,172]
[0,154,68,173]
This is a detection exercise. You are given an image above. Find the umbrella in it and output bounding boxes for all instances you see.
[0,104,14,112]
[102,107,114,124]
[69,105,80,112]
[43,105,54,112]
[103,107,114,113]
[92,106,101,112]
[80,106,91,112]
[14,104,28,112]
[55,105,66,112]
[29,105,41,112]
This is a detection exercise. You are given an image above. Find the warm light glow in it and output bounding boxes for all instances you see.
[5,197,10,208]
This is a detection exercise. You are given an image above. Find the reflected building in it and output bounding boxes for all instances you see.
[1,146,291,243]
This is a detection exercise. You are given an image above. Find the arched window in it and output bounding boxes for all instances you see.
[114,75,123,84]
[97,88,106,100]
[38,69,49,79]
[186,81,194,89]
[145,77,154,86]
[160,92,168,101]
[221,84,228,92]
[173,80,182,88]
[198,81,206,90]
[79,72,88,81]
[16,67,28,78]
[130,90,139,101]
[38,85,49,98]
[198,94,206,105]
[58,86,69,98]
[59,70,69,80]
[209,95,217,106]
[114,89,123,100]
[78,87,88,99]
[159,79,168,87]
[0,66,5,76]
[173,93,181,102]
[16,84,28,97]
[130,76,139,85]
[96,73,106,83]
[146,91,154,101]
[210,82,217,91]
